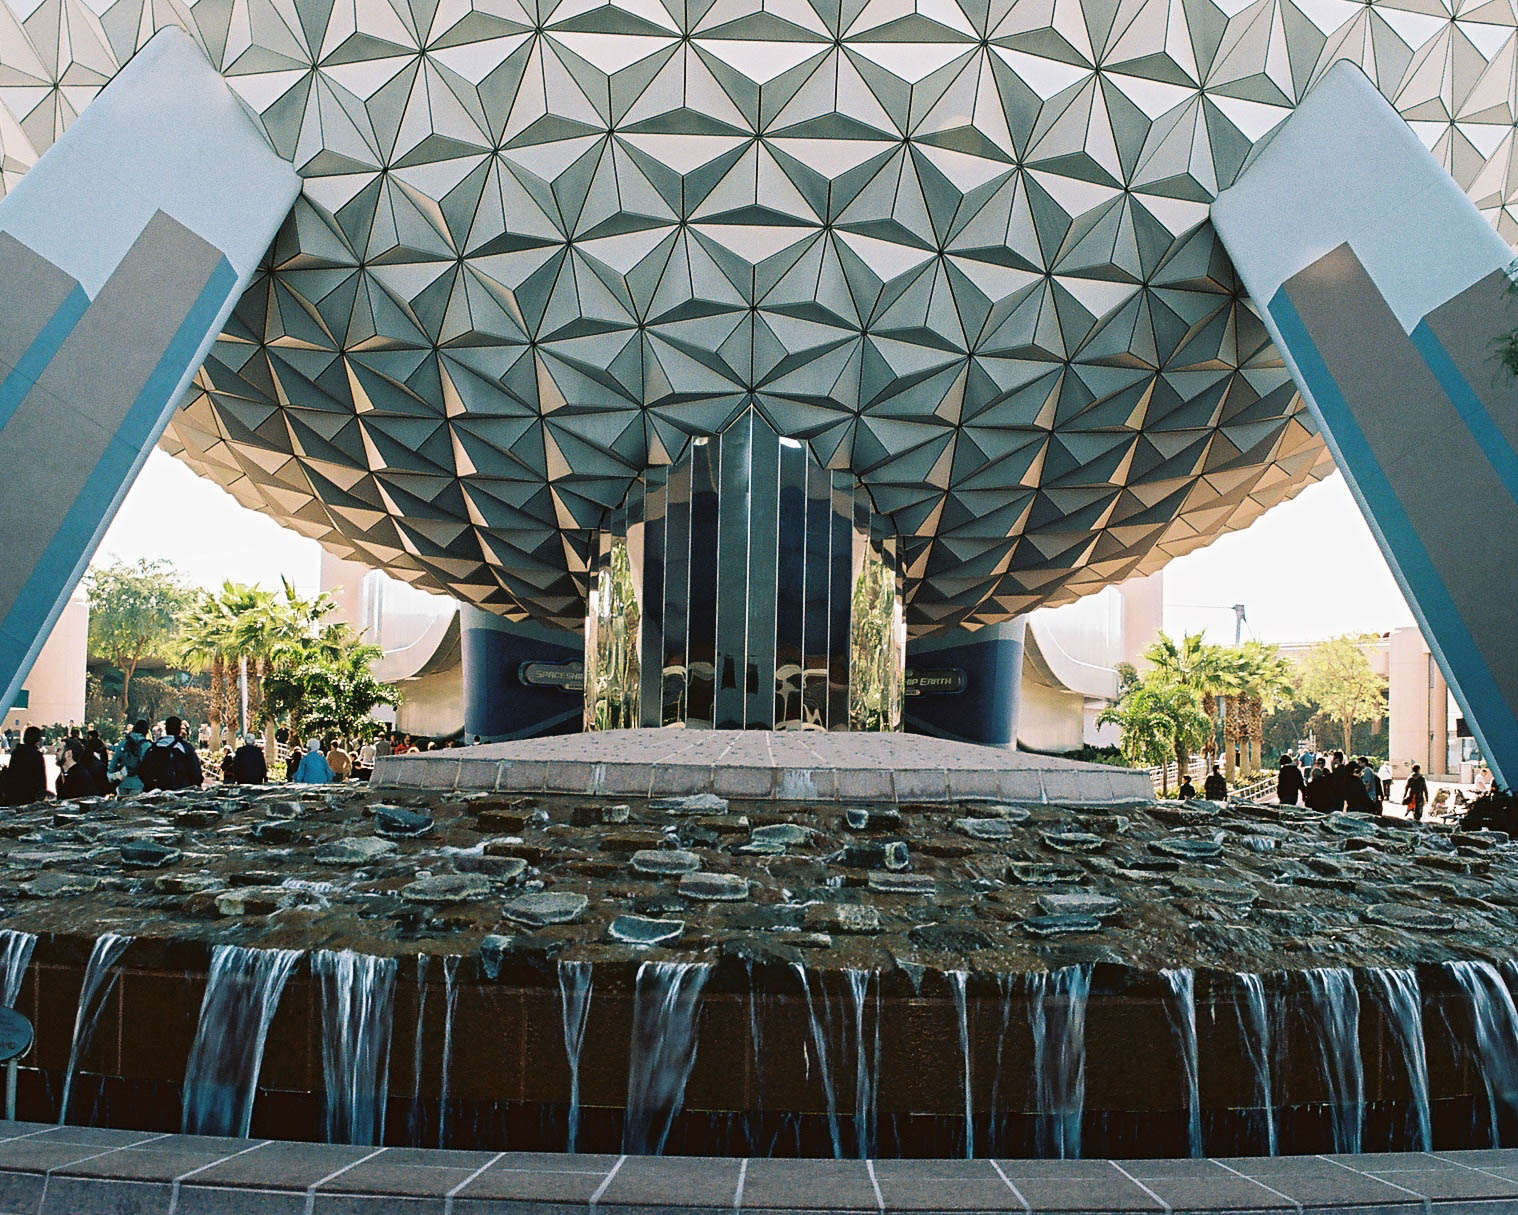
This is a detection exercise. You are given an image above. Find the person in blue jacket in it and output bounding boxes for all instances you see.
[292,737,334,784]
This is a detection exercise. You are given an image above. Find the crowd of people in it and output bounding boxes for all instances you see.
[0,718,463,804]
[1272,749,1434,817]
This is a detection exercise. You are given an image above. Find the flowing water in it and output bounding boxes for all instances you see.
[844,968,879,1160]
[58,933,132,1125]
[313,950,397,1146]
[1160,968,1201,1157]
[793,963,842,1158]
[557,959,593,1153]
[1028,964,1091,1159]
[623,961,711,1154]
[181,946,301,1136]
[1301,968,1363,1153]
[439,955,460,1148]
[1364,968,1431,1150]
[0,929,36,1008]
[1235,973,1276,1156]
[408,955,430,1143]
[988,974,1018,1157]
[948,971,973,1158]
[1445,960,1518,1146]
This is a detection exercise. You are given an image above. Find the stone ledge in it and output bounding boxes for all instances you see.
[1,1124,1516,1213]
[373,731,1154,804]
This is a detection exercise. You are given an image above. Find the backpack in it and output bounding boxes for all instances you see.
[118,734,150,776]
[139,740,193,791]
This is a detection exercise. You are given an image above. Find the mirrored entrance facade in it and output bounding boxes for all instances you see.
[585,411,904,731]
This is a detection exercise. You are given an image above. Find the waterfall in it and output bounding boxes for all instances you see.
[438,955,460,1148]
[988,974,1017,1157]
[1028,964,1091,1158]
[949,971,973,1158]
[58,934,131,1125]
[313,950,397,1146]
[0,929,36,1008]
[1444,960,1518,1146]
[182,946,301,1136]
[793,964,842,1158]
[623,961,710,1154]
[1160,968,1202,1157]
[1301,968,1363,1153]
[1365,968,1431,1150]
[747,963,768,1155]
[1235,973,1277,1156]
[558,960,593,1152]
[844,969,879,1160]
[408,955,430,1144]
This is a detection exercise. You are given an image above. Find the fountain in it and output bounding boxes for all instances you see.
[1444,960,1518,1146]
[1235,973,1277,1156]
[1301,968,1363,1154]
[1160,968,1201,1158]
[313,950,397,1146]
[1028,965,1091,1159]
[794,963,843,1159]
[622,961,710,1155]
[844,969,878,1160]
[949,971,973,1158]
[58,934,131,1125]
[438,955,460,1148]
[557,959,593,1153]
[0,930,35,1009]
[1364,968,1431,1150]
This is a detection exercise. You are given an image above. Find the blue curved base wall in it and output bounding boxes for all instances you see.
[903,622,1024,749]
[461,608,584,741]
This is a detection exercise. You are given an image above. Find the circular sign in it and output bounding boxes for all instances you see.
[0,1007,33,1063]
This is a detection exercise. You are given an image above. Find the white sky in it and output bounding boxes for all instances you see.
[97,450,1416,647]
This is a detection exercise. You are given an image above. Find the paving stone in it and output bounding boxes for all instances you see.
[679,872,750,901]
[630,849,701,876]
[501,891,589,926]
[608,914,685,945]
[400,874,494,903]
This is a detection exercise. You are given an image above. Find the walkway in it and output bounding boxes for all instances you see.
[372,730,1155,804]
[4,1123,1518,1213]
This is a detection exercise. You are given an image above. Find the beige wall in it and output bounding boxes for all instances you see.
[1016,675,1087,753]
[3,591,87,731]
[394,667,464,739]
[1387,625,1449,778]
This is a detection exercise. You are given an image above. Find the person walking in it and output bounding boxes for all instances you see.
[84,728,109,767]
[292,738,335,784]
[198,721,213,751]
[1204,765,1227,800]
[229,735,268,784]
[138,715,204,791]
[57,741,107,799]
[110,720,153,794]
[1276,754,1305,805]
[327,740,352,782]
[1403,764,1430,821]
[0,725,48,805]
[355,739,377,780]
[1178,775,1197,799]
[1358,757,1381,805]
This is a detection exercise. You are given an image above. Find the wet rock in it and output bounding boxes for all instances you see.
[503,891,589,926]
[844,806,902,832]
[315,837,398,865]
[630,849,701,877]
[1036,890,1120,919]
[600,804,631,824]
[1364,903,1456,931]
[1007,862,1086,885]
[213,887,288,917]
[908,923,993,951]
[1148,838,1222,860]
[172,809,222,829]
[1041,831,1105,854]
[119,841,181,869]
[1023,913,1102,937]
[679,872,750,901]
[482,840,549,864]
[954,818,1022,841]
[867,873,936,896]
[154,873,219,895]
[401,874,494,903]
[373,806,434,838]
[804,903,881,934]
[1170,876,1256,907]
[1416,853,1489,876]
[459,855,529,882]
[600,831,666,853]
[725,904,805,931]
[249,820,301,845]
[21,872,100,898]
[961,802,1031,822]
[749,823,812,848]
[920,840,975,858]
[1150,805,1218,827]
[1452,831,1508,849]
[476,810,530,833]
[838,841,909,871]
[649,792,728,814]
[608,914,684,946]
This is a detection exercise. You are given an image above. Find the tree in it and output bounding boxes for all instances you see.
[263,643,399,743]
[1098,679,1213,796]
[1297,634,1387,753]
[85,560,194,714]
[1142,631,1237,773]
[1233,641,1298,776]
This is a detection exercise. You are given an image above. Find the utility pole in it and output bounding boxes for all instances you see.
[1232,604,1247,645]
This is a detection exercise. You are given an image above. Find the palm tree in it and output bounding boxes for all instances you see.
[174,589,241,745]
[1098,687,1176,794]
[1142,631,1236,776]
[1234,641,1297,776]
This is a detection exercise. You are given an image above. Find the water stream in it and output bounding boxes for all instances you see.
[1235,973,1276,1156]
[1301,968,1363,1153]
[0,929,36,1008]
[58,933,132,1125]
[1160,968,1201,1157]
[623,960,711,1154]
[181,946,301,1136]
[1445,960,1518,1146]
[793,963,842,1158]
[844,968,879,1160]
[439,955,460,1148]
[1028,964,1091,1158]
[313,950,397,1146]
[408,955,430,1143]
[1364,967,1431,1150]
[557,959,593,1153]
[948,971,973,1158]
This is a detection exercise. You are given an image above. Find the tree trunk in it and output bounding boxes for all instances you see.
[1202,693,1218,765]
[119,658,138,715]
[1343,715,1353,754]
[209,658,225,745]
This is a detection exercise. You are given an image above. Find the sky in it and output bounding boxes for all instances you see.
[97,449,1416,647]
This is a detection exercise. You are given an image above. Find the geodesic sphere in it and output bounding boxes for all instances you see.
[2,0,1512,630]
